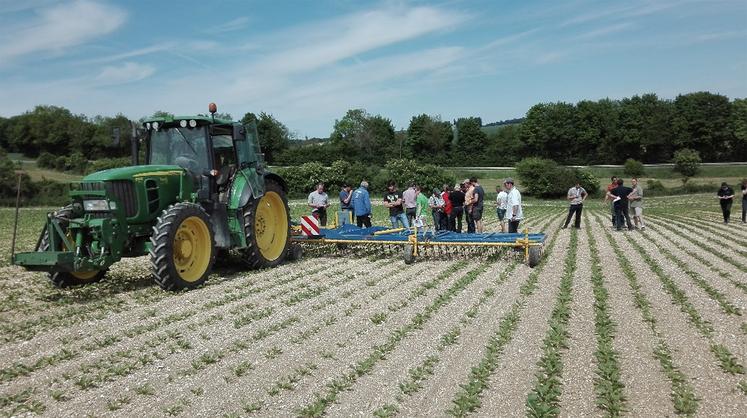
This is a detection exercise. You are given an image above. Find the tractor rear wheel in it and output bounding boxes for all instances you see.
[242,179,291,269]
[39,206,108,287]
[150,203,216,290]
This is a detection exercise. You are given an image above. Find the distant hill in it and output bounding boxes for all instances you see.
[481,117,524,135]
[288,137,330,148]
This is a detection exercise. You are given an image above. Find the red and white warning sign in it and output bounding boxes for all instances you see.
[300,215,321,237]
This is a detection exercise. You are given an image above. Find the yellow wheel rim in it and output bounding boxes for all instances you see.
[254,191,288,262]
[63,232,100,281]
[173,216,212,282]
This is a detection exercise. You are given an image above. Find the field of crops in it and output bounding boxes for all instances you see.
[0,194,745,417]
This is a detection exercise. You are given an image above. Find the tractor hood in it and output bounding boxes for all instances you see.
[83,165,186,182]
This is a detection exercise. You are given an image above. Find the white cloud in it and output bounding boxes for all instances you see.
[211,16,250,33]
[95,62,154,85]
[0,0,126,63]
[256,6,469,74]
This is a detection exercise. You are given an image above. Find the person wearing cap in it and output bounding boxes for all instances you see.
[717,182,735,224]
[428,188,446,231]
[448,183,466,232]
[504,178,523,233]
[351,181,372,228]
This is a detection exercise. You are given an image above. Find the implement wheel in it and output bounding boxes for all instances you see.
[287,243,303,261]
[242,179,291,269]
[528,245,542,268]
[39,206,107,287]
[403,244,416,265]
[150,203,216,290]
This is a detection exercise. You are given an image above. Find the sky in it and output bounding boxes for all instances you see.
[0,0,745,138]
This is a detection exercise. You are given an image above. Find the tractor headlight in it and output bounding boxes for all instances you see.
[179,120,188,128]
[83,199,111,212]
[188,119,197,128]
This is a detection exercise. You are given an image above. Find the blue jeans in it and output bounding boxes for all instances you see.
[390,213,409,229]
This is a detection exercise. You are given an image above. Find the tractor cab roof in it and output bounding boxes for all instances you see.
[141,115,235,127]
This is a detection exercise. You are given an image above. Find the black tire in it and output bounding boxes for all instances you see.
[528,245,542,268]
[287,243,303,261]
[242,179,291,269]
[39,206,107,288]
[403,244,415,265]
[150,203,216,291]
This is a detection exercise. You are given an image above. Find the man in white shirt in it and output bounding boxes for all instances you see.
[563,182,587,229]
[504,178,522,233]
[496,185,508,233]
[307,182,330,226]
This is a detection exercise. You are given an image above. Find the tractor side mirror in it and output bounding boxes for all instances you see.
[112,127,121,146]
[232,124,246,141]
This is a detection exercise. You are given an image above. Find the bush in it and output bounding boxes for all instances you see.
[515,157,599,198]
[54,156,67,171]
[623,158,645,177]
[646,179,665,192]
[673,148,701,177]
[382,159,454,195]
[66,152,88,174]
[37,152,56,169]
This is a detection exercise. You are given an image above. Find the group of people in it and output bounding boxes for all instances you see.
[307,177,525,234]
[601,176,645,231]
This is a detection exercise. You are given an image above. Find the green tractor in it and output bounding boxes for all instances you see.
[12,105,293,290]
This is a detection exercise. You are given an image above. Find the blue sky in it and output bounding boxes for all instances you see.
[0,0,745,138]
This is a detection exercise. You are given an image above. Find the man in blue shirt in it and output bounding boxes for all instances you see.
[351,181,372,228]
[338,183,353,225]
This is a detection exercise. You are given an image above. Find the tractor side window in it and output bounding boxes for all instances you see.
[235,122,260,167]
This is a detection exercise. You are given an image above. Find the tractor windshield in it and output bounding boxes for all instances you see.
[149,127,209,175]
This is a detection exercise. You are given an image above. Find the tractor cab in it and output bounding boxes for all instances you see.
[141,115,264,202]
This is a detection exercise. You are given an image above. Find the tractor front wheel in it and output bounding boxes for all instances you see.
[242,179,291,269]
[150,203,216,291]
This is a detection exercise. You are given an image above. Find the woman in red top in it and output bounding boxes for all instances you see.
[441,184,453,231]
[604,176,618,227]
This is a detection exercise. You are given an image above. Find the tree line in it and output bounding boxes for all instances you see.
[0,91,745,167]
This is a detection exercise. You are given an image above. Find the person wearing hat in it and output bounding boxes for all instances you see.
[428,187,446,231]
[504,178,523,233]
[448,182,466,232]
[717,182,735,224]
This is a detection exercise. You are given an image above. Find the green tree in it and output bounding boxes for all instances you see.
[729,98,747,160]
[519,103,576,162]
[673,148,701,177]
[484,124,525,166]
[241,112,291,164]
[452,117,486,162]
[406,114,452,162]
[330,109,395,164]
[7,106,93,157]
[671,92,732,161]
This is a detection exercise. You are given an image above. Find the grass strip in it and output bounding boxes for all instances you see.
[524,229,578,418]
[623,232,746,377]
[639,231,741,315]
[445,222,563,417]
[645,218,747,273]
[585,223,627,416]
[594,214,698,415]
[296,260,488,417]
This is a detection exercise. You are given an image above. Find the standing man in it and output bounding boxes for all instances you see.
[505,178,523,233]
[496,185,508,233]
[339,183,353,225]
[464,180,476,233]
[307,182,330,226]
[608,179,634,231]
[717,182,735,224]
[449,183,466,233]
[604,176,618,227]
[428,188,445,230]
[562,181,587,229]
[628,178,645,230]
[741,179,747,223]
[351,181,372,228]
[415,185,429,228]
[384,181,409,229]
[403,183,418,226]
[470,177,485,233]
